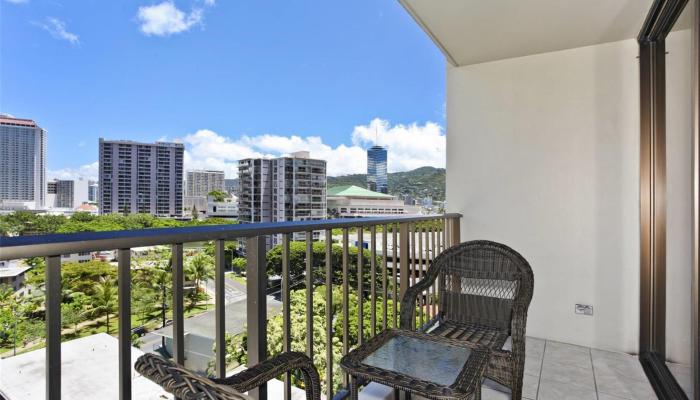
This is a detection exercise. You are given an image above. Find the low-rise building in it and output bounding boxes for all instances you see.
[0,333,171,400]
[207,195,238,218]
[184,195,208,216]
[61,252,92,264]
[327,185,421,218]
[0,260,30,291]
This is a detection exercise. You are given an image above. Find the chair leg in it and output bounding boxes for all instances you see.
[349,376,359,400]
[511,366,524,400]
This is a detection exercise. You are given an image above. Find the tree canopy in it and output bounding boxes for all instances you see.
[266,241,381,288]
[225,286,401,394]
[208,190,228,202]
[0,211,236,237]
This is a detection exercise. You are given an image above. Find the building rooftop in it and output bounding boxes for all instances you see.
[0,261,30,278]
[0,333,171,400]
[186,169,225,174]
[0,116,38,128]
[98,138,184,148]
[327,185,394,199]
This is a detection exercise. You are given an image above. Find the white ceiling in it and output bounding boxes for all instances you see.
[400,0,655,66]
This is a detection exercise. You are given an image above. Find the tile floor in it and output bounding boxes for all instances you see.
[481,337,658,400]
[359,337,660,400]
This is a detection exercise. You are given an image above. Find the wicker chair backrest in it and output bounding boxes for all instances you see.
[436,240,534,332]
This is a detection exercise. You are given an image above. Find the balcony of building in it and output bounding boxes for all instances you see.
[1,0,699,399]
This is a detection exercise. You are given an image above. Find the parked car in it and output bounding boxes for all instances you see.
[131,326,147,337]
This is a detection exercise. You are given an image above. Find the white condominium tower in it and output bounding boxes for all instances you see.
[99,139,184,217]
[0,115,46,210]
[186,170,225,197]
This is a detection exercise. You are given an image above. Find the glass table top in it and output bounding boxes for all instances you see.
[361,335,472,386]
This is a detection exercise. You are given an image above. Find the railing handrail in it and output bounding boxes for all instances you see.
[0,214,462,260]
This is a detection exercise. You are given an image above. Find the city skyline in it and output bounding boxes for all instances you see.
[1,0,446,181]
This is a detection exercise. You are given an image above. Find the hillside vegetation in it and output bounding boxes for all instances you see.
[328,166,445,201]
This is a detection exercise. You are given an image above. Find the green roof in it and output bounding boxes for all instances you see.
[327,185,394,198]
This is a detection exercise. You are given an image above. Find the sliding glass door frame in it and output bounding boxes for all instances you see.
[638,0,699,398]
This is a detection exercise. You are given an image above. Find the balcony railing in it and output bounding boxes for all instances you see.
[0,213,462,400]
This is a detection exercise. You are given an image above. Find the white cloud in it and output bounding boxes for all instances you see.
[52,119,445,181]
[48,162,98,181]
[35,17,79,44]
[137,1,205,36]
[351,118,446,172]
[182,119,445,178]
[182,129,268,177]
[5,0,30,4]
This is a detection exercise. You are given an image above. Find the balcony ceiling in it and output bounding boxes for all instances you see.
[399,0,655,66]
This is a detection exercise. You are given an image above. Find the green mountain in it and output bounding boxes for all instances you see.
[328,166,445,201]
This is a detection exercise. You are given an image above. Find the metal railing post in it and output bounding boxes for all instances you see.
[305,231,313,358]
[357,228,364,345]
[46,255,61,400]
[342,228,350,387]
[172,244,185,366]
[399,222,410,301]
[282,234,292,400]
[214,240,226,378]
[246,236,268,400]
[324,229,333,400]
[449,216,461,247]
[118,249,132,400]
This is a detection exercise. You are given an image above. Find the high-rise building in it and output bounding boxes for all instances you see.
[239,151,326,246]
[185,170,225,197]
[99,139,184,216]
[71,177,91,208]
[367,145,388,194]
[52,180,74,208]
[0,115,46,210]
[88,180,99,203]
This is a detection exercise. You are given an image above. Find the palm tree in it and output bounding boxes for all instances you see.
[185,253,214,307]
[149,265,171,330]
[85,277,118,334]
[186,253,215,290]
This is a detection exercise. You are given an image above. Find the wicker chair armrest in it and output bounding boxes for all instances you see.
[510,296,530,339]
[399,272,438,330]
[135,353,249,400]
[215,351,321,400]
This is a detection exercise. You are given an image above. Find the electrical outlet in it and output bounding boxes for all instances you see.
[575,304,593,316]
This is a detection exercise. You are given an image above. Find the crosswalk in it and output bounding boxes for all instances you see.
[203,278,247,304]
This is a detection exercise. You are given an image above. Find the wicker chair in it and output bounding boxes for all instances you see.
[400,240,534,400]
[135,351,321,400]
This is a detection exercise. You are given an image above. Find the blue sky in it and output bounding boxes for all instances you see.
[1,0,446,178]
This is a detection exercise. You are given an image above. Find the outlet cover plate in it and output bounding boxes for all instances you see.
[575,304,594,316]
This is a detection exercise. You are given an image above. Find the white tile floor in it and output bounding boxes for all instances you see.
[359,337,659,400]
[481,337,658,400]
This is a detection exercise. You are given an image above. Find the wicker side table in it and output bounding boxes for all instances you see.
[340,329,490,400]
